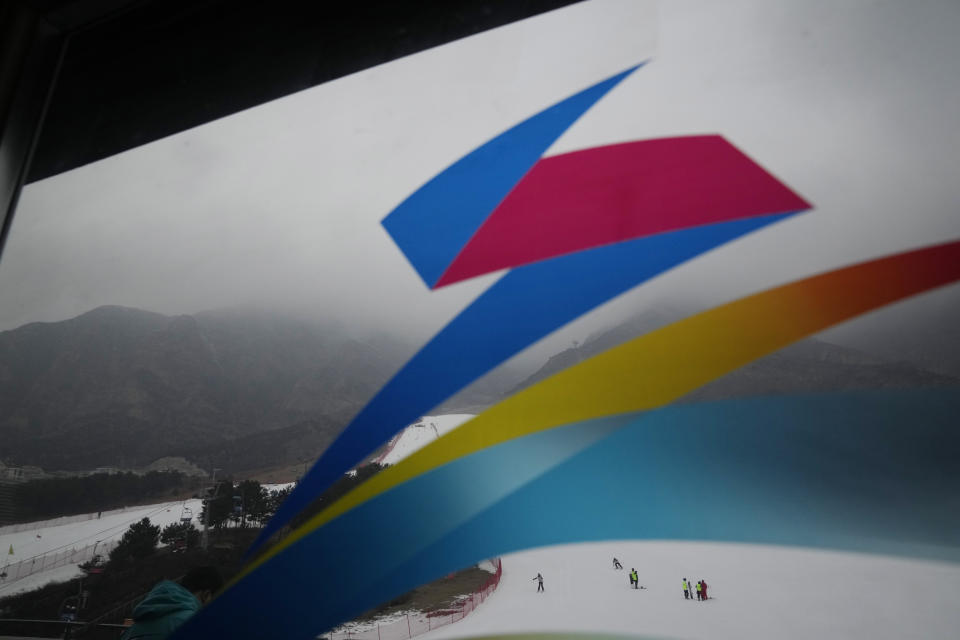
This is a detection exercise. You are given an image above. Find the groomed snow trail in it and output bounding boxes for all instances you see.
[0,499,201,597]
[422,541,960,640]
[379,415,474,465]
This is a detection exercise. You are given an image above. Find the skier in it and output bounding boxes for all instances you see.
[682,578,690,599]
[630,568,638,589]
[613,557,623,570]
[60,602,77,622]
[532,573,544,592]
[701,579,708,601]
[696,580,702,601]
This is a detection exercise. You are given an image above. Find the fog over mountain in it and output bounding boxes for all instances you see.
[2,302,957,475]
[513,307,960,400]
[0,305,429,471]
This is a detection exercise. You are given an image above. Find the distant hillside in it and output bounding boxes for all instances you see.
[0,306,414,471]
[7,304,955,474]
[513,309,960,399]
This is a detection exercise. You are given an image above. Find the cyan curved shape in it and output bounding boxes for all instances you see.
[251,212,796,553]
[179,389,960,639]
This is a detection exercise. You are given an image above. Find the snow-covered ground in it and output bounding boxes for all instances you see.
[263,482,295,492]
[0,414,471,601]
[0,563,87,597]
[372,415,960,638]
[0,499,201,597]
[7,417,959,638]
[0,415,470,601]
[421,541,960,640]
[476,559,498,575]
[377,415,474,466]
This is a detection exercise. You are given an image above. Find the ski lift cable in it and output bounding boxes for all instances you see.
[7,501,185,563]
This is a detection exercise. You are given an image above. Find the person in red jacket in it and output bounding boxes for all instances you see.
[701,579,708,601]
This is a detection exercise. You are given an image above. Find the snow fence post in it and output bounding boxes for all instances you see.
[377,623,381,640]
[407,614,412,639]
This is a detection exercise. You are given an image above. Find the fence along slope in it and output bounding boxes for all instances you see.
[325,559,503,640]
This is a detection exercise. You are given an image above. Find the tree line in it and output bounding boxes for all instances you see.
[197,464,385,533]
[108,464,388,567]
[199,479,292,530]
[108,479,293,566]
[13,471,202,522]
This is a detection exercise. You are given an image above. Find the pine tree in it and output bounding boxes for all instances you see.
[160,522,200,549]
[109,517,160,566]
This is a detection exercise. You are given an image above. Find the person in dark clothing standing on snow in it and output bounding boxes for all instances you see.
[613,557,623,570]
[630,569,639,589]
[696,580,702,601]
[682,578,690,599]
[532,573,544,592]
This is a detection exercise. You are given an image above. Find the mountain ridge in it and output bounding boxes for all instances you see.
[0,305,410,471]
[4,304,957,474]
[512,308,960,399]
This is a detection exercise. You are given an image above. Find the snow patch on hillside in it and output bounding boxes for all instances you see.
[377,415,474,466]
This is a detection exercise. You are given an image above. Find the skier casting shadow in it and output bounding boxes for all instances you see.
[532,573,544,592]
[613,557,623,570]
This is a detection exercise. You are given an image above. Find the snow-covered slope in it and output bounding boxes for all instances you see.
[423,541,960,640]
[377,415,474,465]
[0,499,201,597]
[0,418,465,599]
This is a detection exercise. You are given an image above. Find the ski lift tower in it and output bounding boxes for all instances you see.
[201,468,221,551]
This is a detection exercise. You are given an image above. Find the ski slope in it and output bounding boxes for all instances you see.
[0,499,201,597]
[422,541,960,640]
[0,413,469,600]
[377,415,474,466]
[0,413,471,600]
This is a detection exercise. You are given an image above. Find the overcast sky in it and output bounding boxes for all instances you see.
[1,0,958,372]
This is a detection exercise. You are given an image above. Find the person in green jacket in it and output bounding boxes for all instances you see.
[120,566,222,640]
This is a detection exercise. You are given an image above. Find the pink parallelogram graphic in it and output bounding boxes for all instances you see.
[435,135,811,287]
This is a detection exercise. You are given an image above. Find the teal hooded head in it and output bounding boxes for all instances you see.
[121,567,222,640]
[121,581,199,640]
